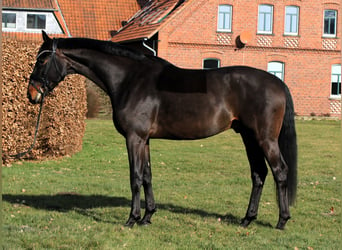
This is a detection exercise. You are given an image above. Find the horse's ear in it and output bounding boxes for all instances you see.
[42,30,51,42]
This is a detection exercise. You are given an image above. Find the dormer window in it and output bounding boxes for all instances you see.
[27,14,46,29]
[2,10,62,33]
[2,12,16,28]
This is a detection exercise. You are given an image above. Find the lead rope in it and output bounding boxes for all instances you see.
[10,39,57,159]
[10,93,46,159]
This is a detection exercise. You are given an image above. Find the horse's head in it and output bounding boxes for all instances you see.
[28,31,68,104]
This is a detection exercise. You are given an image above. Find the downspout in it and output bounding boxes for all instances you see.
[55,0,71,37]
[143,38,157,56]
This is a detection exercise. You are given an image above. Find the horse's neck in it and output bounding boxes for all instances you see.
[64,49,133,95]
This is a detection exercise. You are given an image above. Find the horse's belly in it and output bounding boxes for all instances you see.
[152,106,232,140]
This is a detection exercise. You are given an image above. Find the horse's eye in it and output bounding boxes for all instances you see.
[37,57,45,64]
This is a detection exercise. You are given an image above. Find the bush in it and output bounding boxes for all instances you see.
[86,87,100,118]
[2,38,87,164]
[85,79,112,118]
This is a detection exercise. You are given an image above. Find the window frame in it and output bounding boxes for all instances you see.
[26,13,46,30]
[2,12,17,29]
[330,64,341,98]
[267,61,285,81]
[284,6,299,36]
[257,4,274,34]
[217,4,233,32]
[203,58,221,69]
[323,9,337,37]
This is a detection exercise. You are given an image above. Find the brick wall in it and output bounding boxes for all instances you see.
[158,0,341,117]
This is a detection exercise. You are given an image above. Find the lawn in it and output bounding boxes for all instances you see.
[2,119,341,249]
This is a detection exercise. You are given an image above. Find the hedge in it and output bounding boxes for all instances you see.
[2,38,87,165]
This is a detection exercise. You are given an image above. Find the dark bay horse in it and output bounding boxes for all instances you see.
[27,31,297,230]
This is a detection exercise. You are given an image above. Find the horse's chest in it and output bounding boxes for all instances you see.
[114,96,159,134]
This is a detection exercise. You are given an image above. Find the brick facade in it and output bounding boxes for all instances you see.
[154,0,341,117]
[4,0,341,117]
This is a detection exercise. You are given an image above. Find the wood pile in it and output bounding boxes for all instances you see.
[2,38,87,165]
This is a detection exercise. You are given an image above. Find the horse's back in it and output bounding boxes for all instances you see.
[212,66,287,113]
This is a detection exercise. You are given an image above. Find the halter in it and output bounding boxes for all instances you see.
[30,38,60,95]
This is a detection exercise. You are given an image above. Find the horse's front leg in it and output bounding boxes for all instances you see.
[125,133,146,227]
[139,140,157,225]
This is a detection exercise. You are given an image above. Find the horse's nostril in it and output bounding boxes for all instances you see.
[27,92,36,104]
[27,84,41,104]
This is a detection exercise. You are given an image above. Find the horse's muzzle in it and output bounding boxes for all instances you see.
[27,80,44,104]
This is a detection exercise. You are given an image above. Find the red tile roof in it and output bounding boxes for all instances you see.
[2,0,143,40]
[3,0,55,9]
[57,0,141,40]
[111,0,188,42]
[2,0,189,41]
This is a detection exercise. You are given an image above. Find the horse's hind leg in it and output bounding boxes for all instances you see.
[139,141,157,225]
[260,139,290,230]
[239,127,268,227]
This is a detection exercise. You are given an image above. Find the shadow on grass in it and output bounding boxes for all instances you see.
[2,193,272,228]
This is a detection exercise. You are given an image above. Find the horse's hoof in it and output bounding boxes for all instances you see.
[275,222,286,230]
[138,220,152,226]
[240,216,256,228]
[240,220,250,228]
[275,215,290,230]
[275,219,288,230]
[124,217,139,228]
[124,221,135,228]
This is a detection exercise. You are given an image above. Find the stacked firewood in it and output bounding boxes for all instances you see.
[2,38,87,165]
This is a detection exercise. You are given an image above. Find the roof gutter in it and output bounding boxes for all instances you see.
[54,0,71,37]
[2,7,57,11]
[143,38,157,56]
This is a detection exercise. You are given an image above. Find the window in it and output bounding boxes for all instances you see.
[217,5,232,32]
[203,59,220,69]
[258,4,273,34]
[267,62,284,80]
[323,10,337,37]
[285,6,299,35]
[27,14,46,29]
[2,13,16,28]
[331,64,341,97]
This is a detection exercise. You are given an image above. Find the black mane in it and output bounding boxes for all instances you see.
[57,37,146,61]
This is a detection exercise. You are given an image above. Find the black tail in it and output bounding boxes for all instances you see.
[279,85,297,206]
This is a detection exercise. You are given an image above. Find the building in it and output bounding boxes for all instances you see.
[112,0,341,117]
[2,0,341,117]
[2,0,145,40]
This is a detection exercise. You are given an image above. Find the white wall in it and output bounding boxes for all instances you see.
[2,10,63,34]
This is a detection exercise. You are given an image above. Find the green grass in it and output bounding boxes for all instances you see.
[2,119,341,249]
